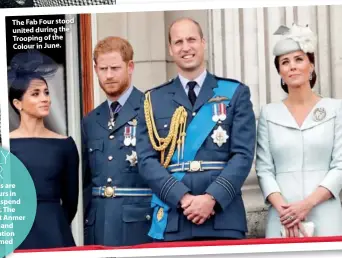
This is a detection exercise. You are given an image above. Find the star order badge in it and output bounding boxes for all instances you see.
[211,126,229,147]
[126,150,138,166]
[313,107,326,122]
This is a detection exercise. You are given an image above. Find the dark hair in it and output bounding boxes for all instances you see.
[9,74,48,115]
[274,52,317,93]
[168,17,204,44]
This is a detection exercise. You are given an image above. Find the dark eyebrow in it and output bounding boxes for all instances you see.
[280,54,305,62]
[29,88,41,92]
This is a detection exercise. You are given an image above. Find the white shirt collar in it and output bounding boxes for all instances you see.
[178,69,207,91]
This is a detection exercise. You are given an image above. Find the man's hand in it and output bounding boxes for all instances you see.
[180,193,195,209]
[183,194,216,225]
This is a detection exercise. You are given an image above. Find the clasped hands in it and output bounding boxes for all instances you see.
[278,199,314,237]
[179,193,216,225]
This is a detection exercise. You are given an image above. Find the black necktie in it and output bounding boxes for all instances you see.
[187,81,197,106]
[110,101,120,120]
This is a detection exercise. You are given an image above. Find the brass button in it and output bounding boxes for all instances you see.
[108,156,113,161]
[192,112,196,116]
[89,148,93,152]
[146,215,151,220]
[109,135,114,140]
[107,178,112,183]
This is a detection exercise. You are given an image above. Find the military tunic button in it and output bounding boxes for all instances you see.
[108,156,113,161]
[164,124,168,128]
[89,148,93,152]
[109,135,114,140]
[85,219,89,224]
[107,178,112,183]
[192,112,196,116]
[146,215,151,220]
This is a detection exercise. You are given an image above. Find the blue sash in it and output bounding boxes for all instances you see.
[148,79,239,239]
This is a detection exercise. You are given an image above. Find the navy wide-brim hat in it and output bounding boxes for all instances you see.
[272,24,317,57]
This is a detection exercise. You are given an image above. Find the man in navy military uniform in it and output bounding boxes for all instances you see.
[82,36,153,246]
[136,18,256,241]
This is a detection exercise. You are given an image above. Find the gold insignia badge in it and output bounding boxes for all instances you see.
[157,207,164,221]
[128,119,138,126]
[208,96,229,103]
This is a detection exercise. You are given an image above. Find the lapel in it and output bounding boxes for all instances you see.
[193,72,217,112]
[169,77,193,112]
[95,101,111,131]
[111,87,142,133]
[266,103,301,130]
[266,98,336,131]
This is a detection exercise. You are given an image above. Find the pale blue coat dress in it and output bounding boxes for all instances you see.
[256,98,342,237]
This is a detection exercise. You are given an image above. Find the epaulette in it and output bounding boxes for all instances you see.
[214,75,242,85]
[143,78,175,94]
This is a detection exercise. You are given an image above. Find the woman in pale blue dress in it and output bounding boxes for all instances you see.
[256,24,342,238]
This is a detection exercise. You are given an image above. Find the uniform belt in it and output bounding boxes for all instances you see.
[92,186,152,198]
[167,161,227,173]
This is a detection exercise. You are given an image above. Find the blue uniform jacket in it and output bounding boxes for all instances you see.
[82,87,153,246]
[136,72,256,241]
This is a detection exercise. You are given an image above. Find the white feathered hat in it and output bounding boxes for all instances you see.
[273,23,317,56]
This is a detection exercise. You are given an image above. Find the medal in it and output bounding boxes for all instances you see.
[108,118,115,130]
[128,119,137,146]
[124,137,131,146]
[131,125,136,146]
[212,104,219,122]
[211,126,229,147]
[218,103,227,121]
[124,126,132,146]
[212,103,227,123]
[313,107,326,122]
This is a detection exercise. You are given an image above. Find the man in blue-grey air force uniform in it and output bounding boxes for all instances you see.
[82,36,153,246]
[136,18,256,241]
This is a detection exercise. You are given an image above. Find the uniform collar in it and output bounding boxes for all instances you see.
[107,84,133,108]
[178,69,207,90]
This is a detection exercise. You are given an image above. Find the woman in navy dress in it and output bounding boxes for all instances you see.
[8,51,79,249]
